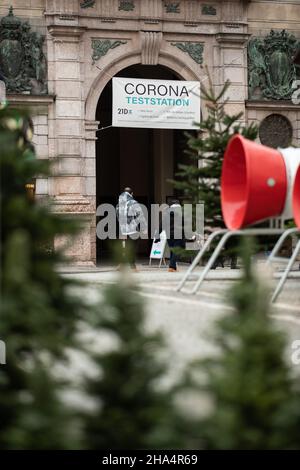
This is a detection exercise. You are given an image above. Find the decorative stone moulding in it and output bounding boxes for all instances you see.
[216,32,250,45]
[0,7,47,94]
[171,42,204,64]
[225,23,241,29]
[183,22,199,27]
[58,15,77,21]
[144,19,160,25]
[91,39,127,64]
[141,31,162,65]
[248,29,300,100]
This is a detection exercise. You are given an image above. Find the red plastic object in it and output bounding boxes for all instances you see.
[293,165,300,228]
[221,134,287,230]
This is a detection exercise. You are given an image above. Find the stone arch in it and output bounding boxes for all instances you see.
[85,50,200,121]
[86,49,201,263]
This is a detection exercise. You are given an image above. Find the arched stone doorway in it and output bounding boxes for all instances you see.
[95,63,193,262]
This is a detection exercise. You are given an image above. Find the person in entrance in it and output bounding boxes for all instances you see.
[155,199,185,272]
[116,187,147,271]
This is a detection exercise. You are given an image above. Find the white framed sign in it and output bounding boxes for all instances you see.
[150,237,167,260]
[112,77,200,130]
[149,231,170,267]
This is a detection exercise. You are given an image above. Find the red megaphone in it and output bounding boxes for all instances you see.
[221,134,300,230]
[293,165,300,228]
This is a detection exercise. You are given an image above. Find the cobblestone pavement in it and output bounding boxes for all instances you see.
[60,262,300,387]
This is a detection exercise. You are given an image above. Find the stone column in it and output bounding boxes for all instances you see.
[84,119,100,264]
[153,130,174,204]
[214,31,250,123]
[47,14,95,265]
[214,0,250,124]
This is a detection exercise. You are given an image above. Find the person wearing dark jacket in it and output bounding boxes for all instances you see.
[155,199,185,272]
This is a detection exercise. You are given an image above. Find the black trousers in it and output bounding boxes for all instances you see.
[168,239,185,270]
[122,236,138,268]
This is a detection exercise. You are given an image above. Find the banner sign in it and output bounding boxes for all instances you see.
[112,77,200,129]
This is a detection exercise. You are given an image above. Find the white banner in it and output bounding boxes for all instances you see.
[112,77,200,129]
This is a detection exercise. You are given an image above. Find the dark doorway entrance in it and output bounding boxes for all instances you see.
[96,64,190,263]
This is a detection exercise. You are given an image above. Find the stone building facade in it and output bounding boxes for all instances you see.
[0,0,299,265]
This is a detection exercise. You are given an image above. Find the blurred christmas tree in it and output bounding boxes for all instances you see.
[172,74,258,267]
[173,73,258,226]
[83,277,186,449]
[192,238,300,449]
[0,104,86,449]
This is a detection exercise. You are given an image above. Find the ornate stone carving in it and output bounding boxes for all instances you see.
[92,39,127,64]
[80,0,95,8]
[259,114,293,148]
[118,1,135,11]
[202,5,217,16]
[141,31,162,65]
[171,42,204,64]
[0,7,47,94]
[248,30,300,100]
[164,2,180,13]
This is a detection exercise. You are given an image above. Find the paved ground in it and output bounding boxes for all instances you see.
[59,261,300,389]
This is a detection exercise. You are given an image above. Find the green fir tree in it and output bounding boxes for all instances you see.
[0,104,86,449]
[83,277,186,449]
[191,238,300,449]
[173,73,258,227]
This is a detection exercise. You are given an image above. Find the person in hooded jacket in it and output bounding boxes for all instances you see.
[116,187,147,271]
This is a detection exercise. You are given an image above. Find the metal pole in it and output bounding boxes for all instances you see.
[176,229,228,292]
[271,239,300,303]
[267,228,300,266]
[188,228,284,295]
[191,230,239,294]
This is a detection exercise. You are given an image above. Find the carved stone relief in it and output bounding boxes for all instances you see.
[0,7,47,94]
[248,30,300,100]
[92,39,127,64]
[171,42,204,64]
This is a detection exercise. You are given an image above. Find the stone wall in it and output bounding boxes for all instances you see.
[1,0,299,264]
[248,0,300,37]
[246,1,300,147]
[0,0,50,196]
[0,0,46,34]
